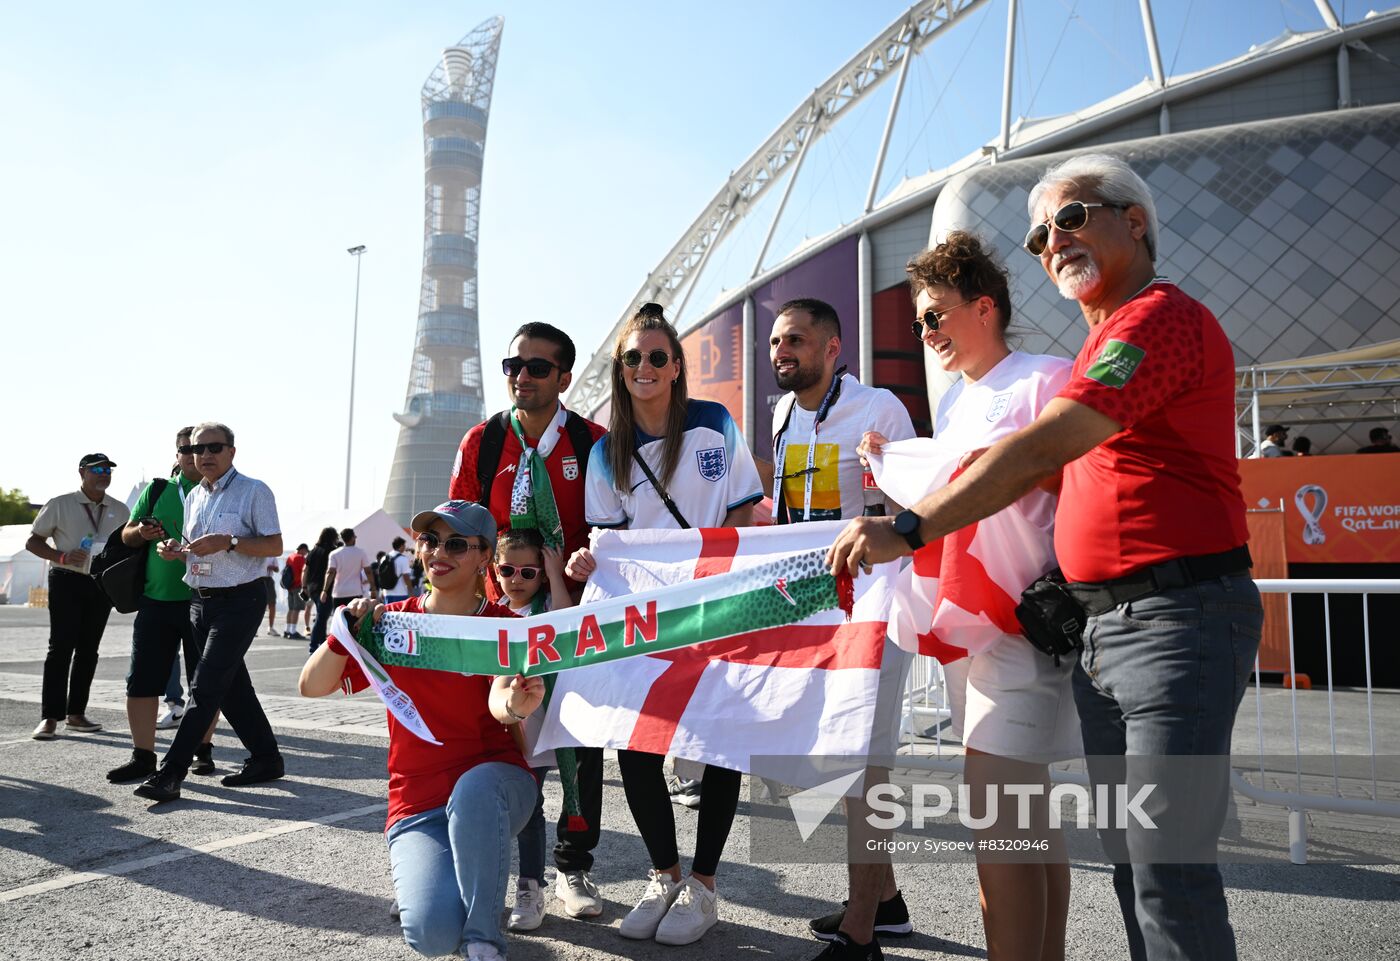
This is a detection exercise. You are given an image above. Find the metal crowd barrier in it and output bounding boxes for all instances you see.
[894,578,1400,864]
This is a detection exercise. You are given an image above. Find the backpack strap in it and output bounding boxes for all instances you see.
[475,412,512,507]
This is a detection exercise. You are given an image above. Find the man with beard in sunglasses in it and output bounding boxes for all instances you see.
[830,153,1259,961]
[448,321,608,921]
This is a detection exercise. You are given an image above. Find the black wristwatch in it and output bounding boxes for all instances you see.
[227,535,240,553]
[892,510,924,551]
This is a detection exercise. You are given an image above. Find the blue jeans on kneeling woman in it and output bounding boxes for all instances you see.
[386,761,537,957]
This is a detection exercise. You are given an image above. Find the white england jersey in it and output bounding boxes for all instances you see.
[771,374,915,522]
[935,350,1071,533]
[586,399,763,530]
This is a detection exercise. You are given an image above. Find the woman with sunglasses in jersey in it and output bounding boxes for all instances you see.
[861,232,1080,961]
[299,501,542,961]
[566,303,763,946]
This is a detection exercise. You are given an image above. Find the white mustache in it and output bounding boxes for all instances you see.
[1052,245,1091,271]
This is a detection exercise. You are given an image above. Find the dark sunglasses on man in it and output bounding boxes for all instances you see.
[502,356,562,378]
[621,348,672,369]
[178,443,229,455]
[85,465,113,475]
[1023,200,1129,256]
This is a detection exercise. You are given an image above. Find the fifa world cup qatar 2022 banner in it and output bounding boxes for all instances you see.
[1238,453,1400,564]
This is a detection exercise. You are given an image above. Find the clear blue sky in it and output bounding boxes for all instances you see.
[0,1,1343,516]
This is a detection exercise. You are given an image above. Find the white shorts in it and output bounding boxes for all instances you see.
[870,637,912,759]
[942,635,1082,763]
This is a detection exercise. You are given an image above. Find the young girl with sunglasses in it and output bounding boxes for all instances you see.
[493,528,571,932]
[299,500,541,961]
[566,303,763,946]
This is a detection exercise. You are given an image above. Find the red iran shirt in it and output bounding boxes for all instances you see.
[448,412,608,560]
[1054,283,1248,583]
[332,595,530,831]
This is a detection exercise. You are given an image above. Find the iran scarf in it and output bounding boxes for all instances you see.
[870,437,1057,663]
[534,522,896,776]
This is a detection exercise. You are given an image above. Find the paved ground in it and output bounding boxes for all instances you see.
[0,607,1397,960]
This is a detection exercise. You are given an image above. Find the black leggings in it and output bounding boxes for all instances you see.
[617,750,741,877]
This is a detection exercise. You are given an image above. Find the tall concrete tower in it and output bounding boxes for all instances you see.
[383,16,503,523]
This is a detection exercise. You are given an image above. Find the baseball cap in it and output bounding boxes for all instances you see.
[1265,424,1287,436]
[410,500,497,552]
[78,453,116,469]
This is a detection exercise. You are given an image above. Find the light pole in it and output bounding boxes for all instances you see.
[344,245,366,510]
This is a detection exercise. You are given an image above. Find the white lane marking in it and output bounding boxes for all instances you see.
[0,801,387,903]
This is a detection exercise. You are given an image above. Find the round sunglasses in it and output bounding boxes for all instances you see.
[1023,201,1128,256]
[414,531,488,555]
[621,348,673,369]
[910,300,975,339]
[497,564,541,580]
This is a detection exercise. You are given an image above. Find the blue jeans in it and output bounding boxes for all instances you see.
[309,594,332,653]
[517,766,552,882]
[1073,573,1262,961]
[164,656,184,705]
[386,762,536,957]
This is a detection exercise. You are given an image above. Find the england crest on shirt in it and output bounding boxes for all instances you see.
[562,455,579,481]
[986,391,1012,423]
[696,446,727,482]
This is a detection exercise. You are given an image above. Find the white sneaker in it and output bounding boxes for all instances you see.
[619,869,681,940]
[156,703,185,729]
[508,878,545,932]
[553,869,602,918]
[655,876,718,945]
[464,942,504,960]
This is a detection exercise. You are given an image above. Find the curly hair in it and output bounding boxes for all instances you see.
[495,527,544,563]
[905,230,1013,333]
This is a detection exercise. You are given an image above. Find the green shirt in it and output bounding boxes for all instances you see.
[130,474,199,602]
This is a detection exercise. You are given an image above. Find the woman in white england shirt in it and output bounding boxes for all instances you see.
[864,231,1078,961]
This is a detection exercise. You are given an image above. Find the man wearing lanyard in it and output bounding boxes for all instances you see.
[27,453,130,740]
[108,429,201,780]
[448,321,608,921]
[763,298,917,961]
[135,422,286,803]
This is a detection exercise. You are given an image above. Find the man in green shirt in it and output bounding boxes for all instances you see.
[108,428,218,783]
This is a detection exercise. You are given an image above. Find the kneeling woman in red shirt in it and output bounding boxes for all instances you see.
[299,500,542,961]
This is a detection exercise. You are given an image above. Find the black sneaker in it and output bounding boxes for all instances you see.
[134,767,183,804]
[191,744,216,776]
[107,749,157,784]
[808,932,883,960]
[809,891,912,941]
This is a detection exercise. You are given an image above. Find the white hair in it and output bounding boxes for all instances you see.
[191,421,235,446]
[1028,153,1158,261]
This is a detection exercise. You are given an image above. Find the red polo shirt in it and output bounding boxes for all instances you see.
[331,595,529,831]
[1054,283,1248,583]
[448,410,608,559]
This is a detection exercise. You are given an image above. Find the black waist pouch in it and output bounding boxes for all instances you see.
[1015,569,1087,666]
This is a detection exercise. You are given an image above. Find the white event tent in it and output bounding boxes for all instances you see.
[0,525,47,605]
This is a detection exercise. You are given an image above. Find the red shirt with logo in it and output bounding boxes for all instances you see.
[1054,282,1248,583]
[448,410,608,559]
[329,595,529,831]
[286,552,306,588]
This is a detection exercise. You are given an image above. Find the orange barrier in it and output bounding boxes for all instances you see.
[1246,506,1290,674]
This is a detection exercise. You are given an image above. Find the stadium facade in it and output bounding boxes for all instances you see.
[383,17,503,523]
[569,1,1400,457]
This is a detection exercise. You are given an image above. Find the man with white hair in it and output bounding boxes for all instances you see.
[830,153,1260,961]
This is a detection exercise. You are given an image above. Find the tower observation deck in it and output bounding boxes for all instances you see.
[383,16,503,523]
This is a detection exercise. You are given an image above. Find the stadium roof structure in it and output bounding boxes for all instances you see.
[566,0,1400,421]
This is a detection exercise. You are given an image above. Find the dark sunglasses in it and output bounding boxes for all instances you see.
[497,564,541,580]
[910,300,975,339]
[178,443,229,455]
[621,348,672,369]
[85,465,112,475]
[415,531,487,554]
[1023,201,1128,256]
[502,356,562,378]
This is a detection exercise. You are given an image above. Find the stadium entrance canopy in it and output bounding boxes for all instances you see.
[1237,339,1400,455]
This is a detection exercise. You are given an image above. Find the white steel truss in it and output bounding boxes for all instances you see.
[567,0,989,416]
